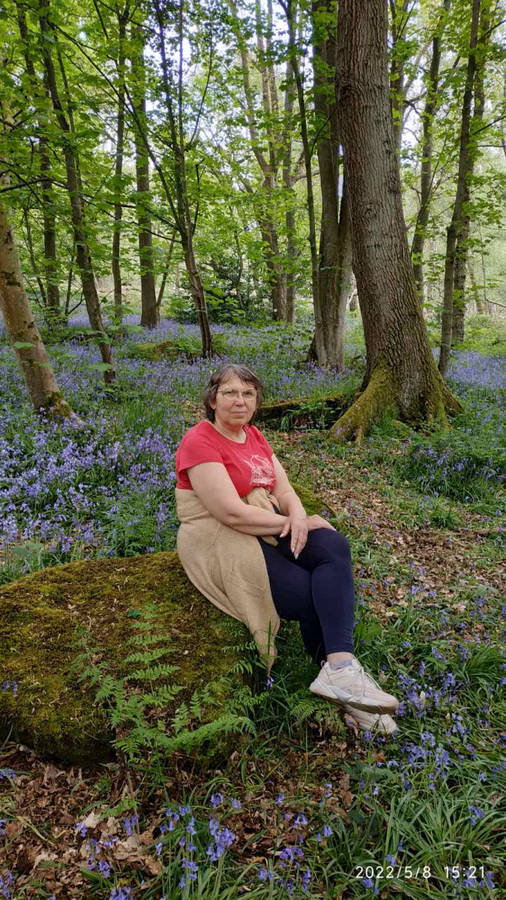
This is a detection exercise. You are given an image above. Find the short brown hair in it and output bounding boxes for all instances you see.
[203,364,264,422]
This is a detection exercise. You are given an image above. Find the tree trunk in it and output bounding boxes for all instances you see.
[311,0,352,370]
[439,0,481,373]
[130,22,158,329]
[112,3,129,325]
[39,0,114,383]
[411,0,450,299]
[282,55,298,325]
[40,135,61,319]
[332,0,460,441]
[286,2,318,329]
[0,179,76,419]
[154,0,213,356]
[16,2,61,320]
[229,0,288,320]
[452,0,488,345]
[389,0,409,152]
[468,262,484,314]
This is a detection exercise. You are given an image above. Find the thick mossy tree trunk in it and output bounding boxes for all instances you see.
[332,0,461,442]
[0,183,77,419]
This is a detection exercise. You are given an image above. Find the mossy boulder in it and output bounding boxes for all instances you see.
[125,339,188,362]
[0,553,248,765]
[124,334,232,362]
[0,486,344,765]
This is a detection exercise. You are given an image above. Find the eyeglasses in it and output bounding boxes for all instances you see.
[217,389,257,401]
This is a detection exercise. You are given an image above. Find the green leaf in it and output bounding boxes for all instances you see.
[13,341,34,349]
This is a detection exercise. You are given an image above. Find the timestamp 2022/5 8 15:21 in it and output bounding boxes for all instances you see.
[353,864,489,881]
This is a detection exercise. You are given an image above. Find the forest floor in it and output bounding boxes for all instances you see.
[0,316,504,899]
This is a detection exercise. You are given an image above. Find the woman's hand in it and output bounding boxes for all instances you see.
[306,514,336,532]
[280,512,309,559]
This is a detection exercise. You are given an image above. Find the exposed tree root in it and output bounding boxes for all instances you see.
[257,390,353,429]
[43,392,83,426]
[330,362,462,443]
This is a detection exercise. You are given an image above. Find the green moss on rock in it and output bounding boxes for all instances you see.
[0,485,341,765]
[0,553,247,765]
[124,334,232,362]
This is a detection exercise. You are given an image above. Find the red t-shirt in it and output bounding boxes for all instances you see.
[175,420,276,497]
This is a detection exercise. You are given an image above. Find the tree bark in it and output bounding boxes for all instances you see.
[333,0,460,441]
[16,1,61,320]
[452,0,488,344]
[411,0,450,299]
[153,0,213,356]
[389,0,409,152]
[0,178,76,419]
[439,0,481,373]
[282,54,298,325]
[311,0,352,370]
[130,22,158,328]
[229,0,288,320]
[286,1,318,329]
[112,2,129,325]
[39,0,114,383]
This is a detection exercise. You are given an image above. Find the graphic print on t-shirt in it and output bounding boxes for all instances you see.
[243,453,275,488]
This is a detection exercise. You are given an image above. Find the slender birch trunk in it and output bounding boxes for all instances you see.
[39,0,114,383]
[112,2,130,325]
[411,0,450,299]
[439,0,481,374]
[130,22,158,328]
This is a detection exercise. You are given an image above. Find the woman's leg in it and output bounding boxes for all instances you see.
[260,530,399,719]
[257,538,326,663]
[261,529,355,656]
[296,528,355,655]
[258,528,355,661]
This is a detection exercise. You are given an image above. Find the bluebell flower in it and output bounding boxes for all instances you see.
[109,888,132,900]
[98,859,111,878]
[469,805,484,825]
[123,814,138,837]
[293,813,308,828]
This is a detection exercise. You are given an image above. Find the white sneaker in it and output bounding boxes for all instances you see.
[309,659,399,714]
[344,707,398,735]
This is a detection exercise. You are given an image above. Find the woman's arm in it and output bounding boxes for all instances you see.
[187,462,289,536]
[271,455,336,556]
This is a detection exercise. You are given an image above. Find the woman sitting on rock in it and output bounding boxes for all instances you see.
[175,363,398,735]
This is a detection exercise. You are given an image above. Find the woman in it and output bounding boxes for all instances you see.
[175,364,398,735]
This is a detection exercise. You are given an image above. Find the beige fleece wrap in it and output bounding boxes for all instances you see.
[175,487,281,670]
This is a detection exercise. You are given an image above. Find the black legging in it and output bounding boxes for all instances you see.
[258,528,355,664]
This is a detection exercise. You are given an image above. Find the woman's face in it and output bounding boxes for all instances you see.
[210,375,258,429]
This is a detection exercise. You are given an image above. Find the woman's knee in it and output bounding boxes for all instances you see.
[307,528,351,560]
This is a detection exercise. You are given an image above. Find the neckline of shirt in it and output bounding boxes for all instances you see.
[203,419,250,445]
